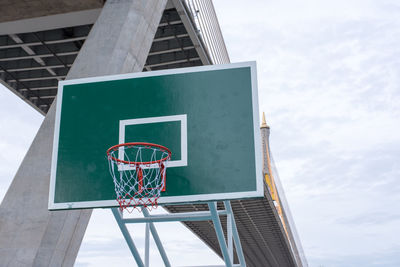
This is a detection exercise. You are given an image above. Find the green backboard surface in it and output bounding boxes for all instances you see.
[49,62,262,210]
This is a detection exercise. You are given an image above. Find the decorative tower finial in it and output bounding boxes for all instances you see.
[261,112,269,129]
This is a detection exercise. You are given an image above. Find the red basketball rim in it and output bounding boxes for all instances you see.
[107,142,171,165]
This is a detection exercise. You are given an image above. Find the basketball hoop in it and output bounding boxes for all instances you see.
[106,142,171,212]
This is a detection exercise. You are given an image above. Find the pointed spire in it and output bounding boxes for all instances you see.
[261,112,269,128]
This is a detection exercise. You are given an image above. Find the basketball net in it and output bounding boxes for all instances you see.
[107,143,171,212]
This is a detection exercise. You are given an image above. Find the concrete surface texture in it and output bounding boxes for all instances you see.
[0,0,103,23]
[0,0,167,266]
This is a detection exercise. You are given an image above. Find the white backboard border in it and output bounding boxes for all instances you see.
[49,61,263,210]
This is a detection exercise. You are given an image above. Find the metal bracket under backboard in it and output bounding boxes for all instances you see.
[111,201,246,267]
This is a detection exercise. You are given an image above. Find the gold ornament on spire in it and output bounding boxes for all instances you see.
[261,112,269,128]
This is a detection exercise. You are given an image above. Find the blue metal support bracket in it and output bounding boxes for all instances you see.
[112,201,246,267]
[224,201,246,267]
[208,202,233,267]
[111,208,145,267]
[142,208,172,267]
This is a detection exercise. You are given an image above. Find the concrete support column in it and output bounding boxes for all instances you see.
[0,0,167,266]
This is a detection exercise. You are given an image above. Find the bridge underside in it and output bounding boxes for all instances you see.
[0,6,206,114]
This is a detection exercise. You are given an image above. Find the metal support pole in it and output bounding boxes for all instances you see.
[142,209,172,267]
[122,210,227,223]
[224,201,246,267]
[112,203,246,267]
[145,223,150,267]
[208,202,233,267]
[227,211,233,263]
[111,208,145,267]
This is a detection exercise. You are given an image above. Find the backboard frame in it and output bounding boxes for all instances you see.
[49,61,262,210]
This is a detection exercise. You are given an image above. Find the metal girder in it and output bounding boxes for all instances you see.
[148,45,195,56]
[146,52,200,67]
[150,35,193,53]
[24,86,57,90]
[15,25,91,43]
[0,36,86,49]
[0,51,78,61]
[7,75,66,82]
[0,64,72,73]
[153,33,189,43]
[158,20,182,27]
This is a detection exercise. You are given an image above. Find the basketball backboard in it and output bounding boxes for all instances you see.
[49,62,262,210]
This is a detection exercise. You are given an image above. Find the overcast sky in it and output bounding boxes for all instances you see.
[1,0,400,266]
[212,0,400,266]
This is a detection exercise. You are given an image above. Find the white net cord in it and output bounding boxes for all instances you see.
[107,143,171,212]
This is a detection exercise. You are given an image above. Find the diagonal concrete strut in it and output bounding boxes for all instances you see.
[0,0,167,266]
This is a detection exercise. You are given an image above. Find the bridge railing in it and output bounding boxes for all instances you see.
[183,0,230,64]
[269,153,309,267]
